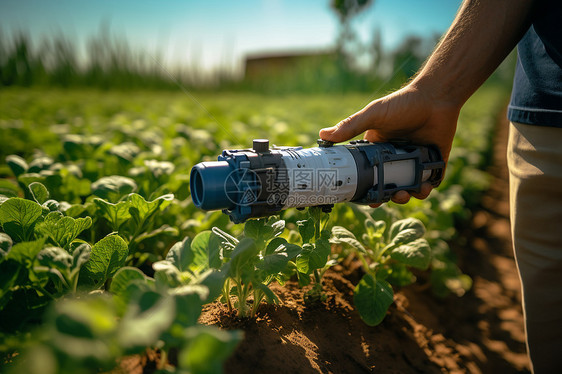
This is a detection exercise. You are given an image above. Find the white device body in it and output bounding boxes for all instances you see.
[277,145,430,209]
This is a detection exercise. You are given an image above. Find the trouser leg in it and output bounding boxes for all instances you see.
[507,122,562,373]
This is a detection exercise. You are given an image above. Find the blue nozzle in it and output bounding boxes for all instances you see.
[190,161,235,211]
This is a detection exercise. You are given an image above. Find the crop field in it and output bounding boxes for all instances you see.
[0,84,522,373]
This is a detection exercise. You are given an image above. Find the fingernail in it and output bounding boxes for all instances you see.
[320,126,336,134]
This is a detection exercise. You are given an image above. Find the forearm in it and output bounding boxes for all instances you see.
[412,0,536,107]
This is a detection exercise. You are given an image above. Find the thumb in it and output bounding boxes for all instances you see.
[319,110,373,143]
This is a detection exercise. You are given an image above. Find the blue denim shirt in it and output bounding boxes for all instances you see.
[508,2,562,127]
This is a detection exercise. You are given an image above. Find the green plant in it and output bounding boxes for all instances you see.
[293,207,335,304]
[7,253,242,374]
[0,192,129,331]
[213,217,301,318]
[331,215,432,326]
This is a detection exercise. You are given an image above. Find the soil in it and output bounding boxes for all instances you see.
[118,111,531,373]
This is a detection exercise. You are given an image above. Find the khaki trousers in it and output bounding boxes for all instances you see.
[508,122,562,373]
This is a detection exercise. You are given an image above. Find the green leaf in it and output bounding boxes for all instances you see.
[28,156,54,173]
[265,237,301,258]
[244,218,274,242]
[260,238,301,277]
[166,237,193,272]
[35,212,92,249]
[430,265,473,297]
[132,224,178,245]
[388,218,425,246]
[227,238,259,282]
[53,295,118,337]
[109,266,147,297]
[108,142,141,163]
[334,236,366,253]
[37,246,73,270]
[144,159,175,179]
[389,229,424,247]
[171,286,208,327]
[0,232,13,252]
[71,243,91,273]
[311,237,331,268]
[198,269,225,303]
[81,234,129,288]
[257,248,289,274]
[91,175,137,202]
[42,199,59,212]
[208,231,223,269]
[6,154,28,177]
[64,203,86,218]
[16,173,45,191]
[118,292,175,353]
[353,274,394,326]
[296,245,311,274]
[127,193,173,228]
[0,197,43,242]
[331,226,366,253]
[296,270,311,287]
[0,259,23,309]
[295,238,331,274]
[264,237,285,256]
[178,325,243,373]
[29,182,49,204]
[7,237,46,266]
[297,219,315,244]
[390,238,432,270]
[365,219,386,237]
[384,263,416,287]
[254,282,280,305]
[153,260,182,287]
[0,179,20,198]
[190,231,212,273]
[308,206,324,223]
[49,296,118,363]
[94,198,131,232]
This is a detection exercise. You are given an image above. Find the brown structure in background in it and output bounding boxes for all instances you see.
[244,51,335,80]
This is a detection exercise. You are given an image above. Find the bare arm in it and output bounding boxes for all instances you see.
[413,0,535,106]
[319,0,536,204]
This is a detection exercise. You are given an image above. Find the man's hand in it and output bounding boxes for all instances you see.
[319,83,460,206]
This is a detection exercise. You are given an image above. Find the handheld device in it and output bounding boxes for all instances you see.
[190,139,445,223]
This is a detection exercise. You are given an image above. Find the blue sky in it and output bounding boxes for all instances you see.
[1,0,463,72]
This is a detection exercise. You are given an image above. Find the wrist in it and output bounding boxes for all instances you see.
[409,73,467,111]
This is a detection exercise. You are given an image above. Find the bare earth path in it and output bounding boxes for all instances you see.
[395,110,530,373]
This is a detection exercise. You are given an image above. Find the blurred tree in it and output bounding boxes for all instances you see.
[391,35,424,80]
[329,0,374,91]
[389,33,441,83]
[330,0,374,53]
[370,27,382,72]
